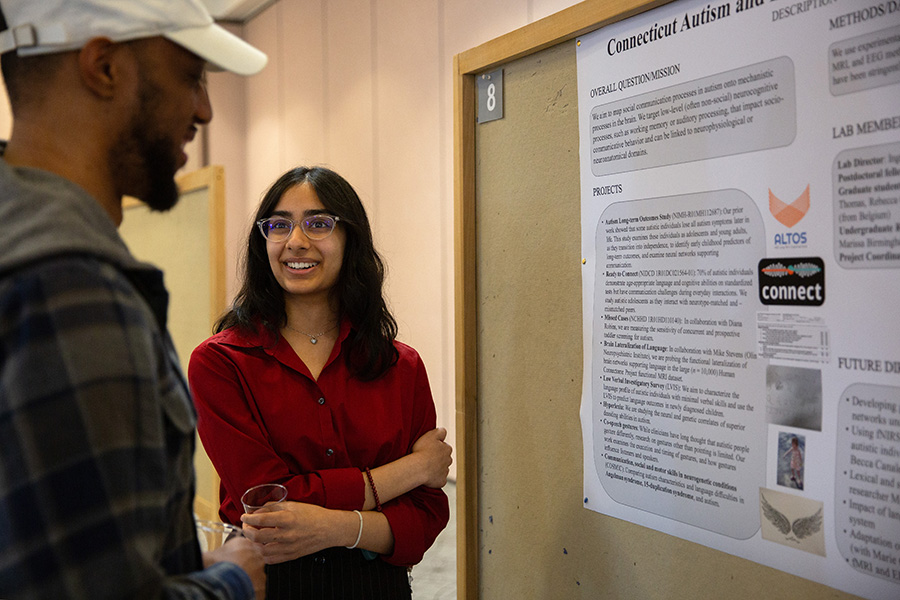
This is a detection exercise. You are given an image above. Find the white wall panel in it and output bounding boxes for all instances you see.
[245,5,285,214]
[206,65,250,301]
[324,0,375,207]
[532,0,584,21]
[442,0,530,58]
[279,0,327,169]
[203,23,252,302]
[372,0,452,457]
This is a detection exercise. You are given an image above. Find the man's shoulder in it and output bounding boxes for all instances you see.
[1,254,143,302]
[0,255,159,343]
[0,162,137,276]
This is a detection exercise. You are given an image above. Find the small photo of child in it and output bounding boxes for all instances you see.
[777,432,805,490]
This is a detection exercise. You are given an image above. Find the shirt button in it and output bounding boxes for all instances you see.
[314,555,326,565]
[318,397,326,405]
[326,448,334,456]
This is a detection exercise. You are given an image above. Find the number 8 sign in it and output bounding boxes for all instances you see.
[477,69,504,124]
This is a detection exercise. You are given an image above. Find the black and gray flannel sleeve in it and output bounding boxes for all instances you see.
[0,257,252,599]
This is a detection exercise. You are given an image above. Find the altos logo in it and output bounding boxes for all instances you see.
[758,257,825,306]
[769,186,809,228]
[774,231,807,245]
[770,186,810,247]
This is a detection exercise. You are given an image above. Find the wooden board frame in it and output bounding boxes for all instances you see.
[452,2,673,598]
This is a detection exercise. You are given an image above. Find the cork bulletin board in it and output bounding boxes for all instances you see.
[453,1,866,598]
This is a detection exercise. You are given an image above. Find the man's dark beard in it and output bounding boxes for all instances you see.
[136,135,180,212]
[111,83,181,212]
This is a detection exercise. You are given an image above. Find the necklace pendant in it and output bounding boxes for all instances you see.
[285,322,336,345]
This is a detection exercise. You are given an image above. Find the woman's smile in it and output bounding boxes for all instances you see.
[284,260,319,272]
[266,182,345,301]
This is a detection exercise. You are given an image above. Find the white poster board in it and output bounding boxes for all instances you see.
[577,1,900,598]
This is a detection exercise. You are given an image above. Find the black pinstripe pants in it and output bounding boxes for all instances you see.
[265,547,412,599]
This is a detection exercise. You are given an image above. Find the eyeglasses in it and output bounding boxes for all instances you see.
[256,215,341,242]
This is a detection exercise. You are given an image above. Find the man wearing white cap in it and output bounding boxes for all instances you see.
[0,1,268,598]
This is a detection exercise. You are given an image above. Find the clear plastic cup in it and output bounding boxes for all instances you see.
[241,482,288,513]
[195,519,242,551]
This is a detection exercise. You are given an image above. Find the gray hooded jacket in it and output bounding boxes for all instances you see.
[0,160,252,598]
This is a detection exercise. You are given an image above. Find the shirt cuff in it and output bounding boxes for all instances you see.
[316,466,366,510]
[379,503,424,567]
[185,561,254,600]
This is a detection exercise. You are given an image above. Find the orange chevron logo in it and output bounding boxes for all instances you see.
[769,185,810,228]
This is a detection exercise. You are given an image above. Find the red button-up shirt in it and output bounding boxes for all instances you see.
[188,320,449,566]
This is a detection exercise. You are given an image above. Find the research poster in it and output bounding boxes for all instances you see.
[576,0,900,598]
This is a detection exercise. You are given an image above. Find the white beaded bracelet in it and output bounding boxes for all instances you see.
[346,510,363,549]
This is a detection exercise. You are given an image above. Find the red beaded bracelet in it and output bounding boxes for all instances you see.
[364,467,382,512]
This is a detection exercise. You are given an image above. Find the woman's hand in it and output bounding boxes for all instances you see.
[241,501,348,564]
[356,427,452,511]
[411,427,452,488]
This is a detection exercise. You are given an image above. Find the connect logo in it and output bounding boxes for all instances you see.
[759,257,825,306]
[769,185,810,228]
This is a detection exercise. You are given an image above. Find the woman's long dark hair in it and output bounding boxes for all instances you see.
[216,166,398,380]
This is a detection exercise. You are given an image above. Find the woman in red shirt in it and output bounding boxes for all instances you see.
[188,166,451,599]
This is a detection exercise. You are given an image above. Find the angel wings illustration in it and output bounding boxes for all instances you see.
[761,493,823,539]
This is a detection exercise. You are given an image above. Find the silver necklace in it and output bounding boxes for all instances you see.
[285,322,338,345]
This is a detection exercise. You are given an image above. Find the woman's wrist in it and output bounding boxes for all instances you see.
[403,450,429,488]
[361,456,423,511]
[364,467,382,512]
[342,508,363,547]
[345,510,363,549]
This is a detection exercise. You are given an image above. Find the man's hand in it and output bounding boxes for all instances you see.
[203,537,266,599]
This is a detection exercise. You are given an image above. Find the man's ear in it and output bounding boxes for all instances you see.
[77,37,131,99]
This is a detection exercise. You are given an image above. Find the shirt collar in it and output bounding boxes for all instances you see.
[217,317,353,376]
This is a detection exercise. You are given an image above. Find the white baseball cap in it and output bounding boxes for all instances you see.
[0,0,267,76]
